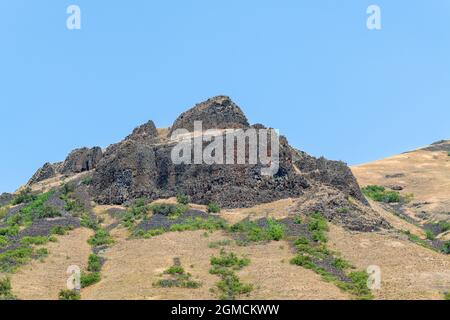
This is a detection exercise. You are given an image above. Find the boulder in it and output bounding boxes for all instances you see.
[61,147,103,174]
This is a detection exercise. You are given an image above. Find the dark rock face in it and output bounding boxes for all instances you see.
[169,96,249,134]
[0,193,13,206]
[125,120,159,142]
[61,147,103,174]
[28,162,57,185]
[26,96,388,231]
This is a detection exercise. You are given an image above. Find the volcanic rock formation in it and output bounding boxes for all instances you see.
[28,96,387,231]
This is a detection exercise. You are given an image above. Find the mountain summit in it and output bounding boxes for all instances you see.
[27,96,387,231]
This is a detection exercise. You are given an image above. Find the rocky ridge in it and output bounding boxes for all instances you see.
[26,96,387,231]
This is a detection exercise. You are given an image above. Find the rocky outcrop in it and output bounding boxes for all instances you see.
[125,120,159,142]
[0,193,13,206]
[169,96,249,134]
[24,96,388,231]
[61,147,103,174]
[28,162,58,185]
[88,96,387,231]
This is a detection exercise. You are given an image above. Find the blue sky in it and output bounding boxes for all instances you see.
[0,1,449,192]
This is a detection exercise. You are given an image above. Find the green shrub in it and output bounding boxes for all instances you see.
[207,203,221,213]
[150,203,188,219]
[332,258,352,270]
[17,191,61,223]
[425,230,435,240]
[294,237,309,246]
[80,215,99,230]
[266,219,285,240]
[312,230,328,243]
[0,226,19,237]
[81,177,92,185]
[80,272,101,288]
[170,217,227,232]
[231,219,285,243]
[361,185,401,203]
[444,292,450,300]
[0,277,15,300]
[58,289,80,300]
[20,236,55,246]
[176,192,190,205]
[293,216,302,224]
[164,265,185,275]
[61,183,75,196]
[208,239,232,249]
[216,273,253,300]
[35,248,49,260]
[210,250,250,270]
[87,254,102,272]
[290,255,315,269]
[50,226,73,236]
[443,241,450,254]
[344,271,373,299]
[11,188,36,205]
[0,247,33,272]
[87,229,114,247]
[0,236,8,248]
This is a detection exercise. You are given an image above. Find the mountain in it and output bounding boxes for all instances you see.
[0,97,448,301]
[25,96,385,232]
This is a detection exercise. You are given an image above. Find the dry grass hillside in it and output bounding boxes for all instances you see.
[1,141,449,301]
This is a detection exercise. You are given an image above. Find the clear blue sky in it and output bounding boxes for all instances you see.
[1,1,449,192]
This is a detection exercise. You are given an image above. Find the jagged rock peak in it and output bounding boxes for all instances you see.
[125,120,158,142]
[28,162,57,185]
[61,147,103,174]
[170,96,250,134]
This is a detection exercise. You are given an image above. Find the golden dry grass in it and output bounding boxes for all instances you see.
[352,147,450,222]
[7,228,93,300]
[328,224,450,300]
[81,230,349,300]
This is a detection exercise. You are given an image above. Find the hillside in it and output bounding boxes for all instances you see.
[0,98,448,300]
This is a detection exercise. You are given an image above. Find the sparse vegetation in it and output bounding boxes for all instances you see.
[35,248,49,261]
[149,203,188,220]
[170,217,227,232]
[0,277,16,300]
[153,263,201,289]
[50,225,74,236]
[58,289,80,300]
[209,250,252,300]
[0,235,8,248]
[208,239,232,249]
[231,218,285,244]
[290,212,372,299]
[87,229,114,247]
[362,185,401,203]
[11,187,36,205]
[176,192,190,205]
[20,235,56,246]
[0,247,33,273]
[80,272,101,288]
[87,254,102,272]
[0,225,19,237]
[207,202,221,213]
[425,230,435,240]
